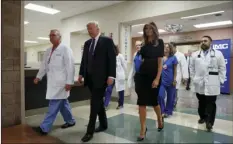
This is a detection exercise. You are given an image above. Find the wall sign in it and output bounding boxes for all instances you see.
[124,26,128,61]
[211,39,231,94]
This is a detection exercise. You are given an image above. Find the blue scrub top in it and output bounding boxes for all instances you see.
[162,56,178,86]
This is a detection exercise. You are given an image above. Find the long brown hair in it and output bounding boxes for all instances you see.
[143,22,159,46]
[166,43,174,57]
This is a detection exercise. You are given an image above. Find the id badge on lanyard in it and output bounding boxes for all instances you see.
[48,48,55,64]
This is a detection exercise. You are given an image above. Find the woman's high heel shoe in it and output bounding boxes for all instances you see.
[137,127,147,141]
[157,117,164,132]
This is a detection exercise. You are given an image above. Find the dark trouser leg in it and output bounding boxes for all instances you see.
[205,96,217,126]
[196,93,206,120]
[118,90,124,106]
[86,79,107,134]
[97,88,108,128]
[186,77,191,90]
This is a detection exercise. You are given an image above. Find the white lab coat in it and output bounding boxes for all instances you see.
[127,52,137,89]
[115,53,127,92]
[175,51,189,89]
[189,49,226,96]
[36,43,75,99]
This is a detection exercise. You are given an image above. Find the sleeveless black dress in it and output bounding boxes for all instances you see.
[134,39,164,106]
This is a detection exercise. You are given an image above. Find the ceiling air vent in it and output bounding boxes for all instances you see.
[215,13,222,17]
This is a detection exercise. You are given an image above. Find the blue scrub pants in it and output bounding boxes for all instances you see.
[104,83,124,107]
[40,99,76,133]
[159,84,176,115]
[173,89,178,107]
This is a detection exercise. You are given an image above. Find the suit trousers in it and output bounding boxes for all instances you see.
[86,74,107,135]
[196,93,217,126]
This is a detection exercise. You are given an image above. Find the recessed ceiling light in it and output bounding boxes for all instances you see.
[25,3,60,15]
[132,24,145,27]
[24,21,29,25]
[158,29,166,33]
[138,29,166,34]
[37,37,49,40]
[194,20,232,28]
[181,11,224,19]
[24,40,38,43]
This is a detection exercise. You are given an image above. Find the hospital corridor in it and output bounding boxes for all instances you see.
[1,0,233,143]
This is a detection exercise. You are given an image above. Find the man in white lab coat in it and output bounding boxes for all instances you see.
[170,42,189,108]
[33,29,76,135]
[185,50,192,90]
[190,35,226,131]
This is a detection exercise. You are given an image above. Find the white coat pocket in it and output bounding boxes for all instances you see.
[206,73,220,86]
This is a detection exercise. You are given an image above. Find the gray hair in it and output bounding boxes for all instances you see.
[86,21,100,29]
[50,29,61,37]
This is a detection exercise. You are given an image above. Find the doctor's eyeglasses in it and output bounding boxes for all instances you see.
[49,34,57,37]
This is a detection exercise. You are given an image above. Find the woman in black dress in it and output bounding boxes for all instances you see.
[135,22,164,141]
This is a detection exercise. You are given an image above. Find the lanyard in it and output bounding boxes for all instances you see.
[47,48,55,64]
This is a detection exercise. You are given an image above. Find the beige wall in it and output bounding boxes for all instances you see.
[1,1,23,127]
[132,27,233,93]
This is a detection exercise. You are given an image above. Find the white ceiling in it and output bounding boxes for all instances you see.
[24,1,124,47]
[131,3,233,37]
[24,1,233,47]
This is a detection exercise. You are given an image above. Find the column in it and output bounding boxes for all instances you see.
[1,1,24,127]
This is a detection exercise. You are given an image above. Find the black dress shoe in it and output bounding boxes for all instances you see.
[61,123,75,129]
[198,119,205,124]
[95,126,107,133]
[32,127,48,135]
[81,133,93,142]
[206,122,213,132]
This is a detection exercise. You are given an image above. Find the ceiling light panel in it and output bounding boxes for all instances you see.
[37,37,49,40]
[24,40,38,43]
[25,3,60,15]
[138,29,166,34]
[194,20,232,28]
[181,11,224,19]
[132,24,145,27]
[24,21,29,25]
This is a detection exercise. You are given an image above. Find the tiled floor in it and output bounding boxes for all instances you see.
[24,90,233,143]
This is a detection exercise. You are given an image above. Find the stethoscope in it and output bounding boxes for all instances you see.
[197,49,215,58]
[197,49,216,69]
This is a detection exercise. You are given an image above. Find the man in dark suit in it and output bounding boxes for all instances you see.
[77,21,116,142]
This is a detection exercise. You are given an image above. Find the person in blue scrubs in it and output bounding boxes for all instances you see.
[159,43,178,118]
[104,45,127,110]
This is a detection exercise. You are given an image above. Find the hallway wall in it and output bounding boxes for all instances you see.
[2,1,22,127]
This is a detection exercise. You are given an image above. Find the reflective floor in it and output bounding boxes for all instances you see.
[2,124,64,143]
[24,90,233,143]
